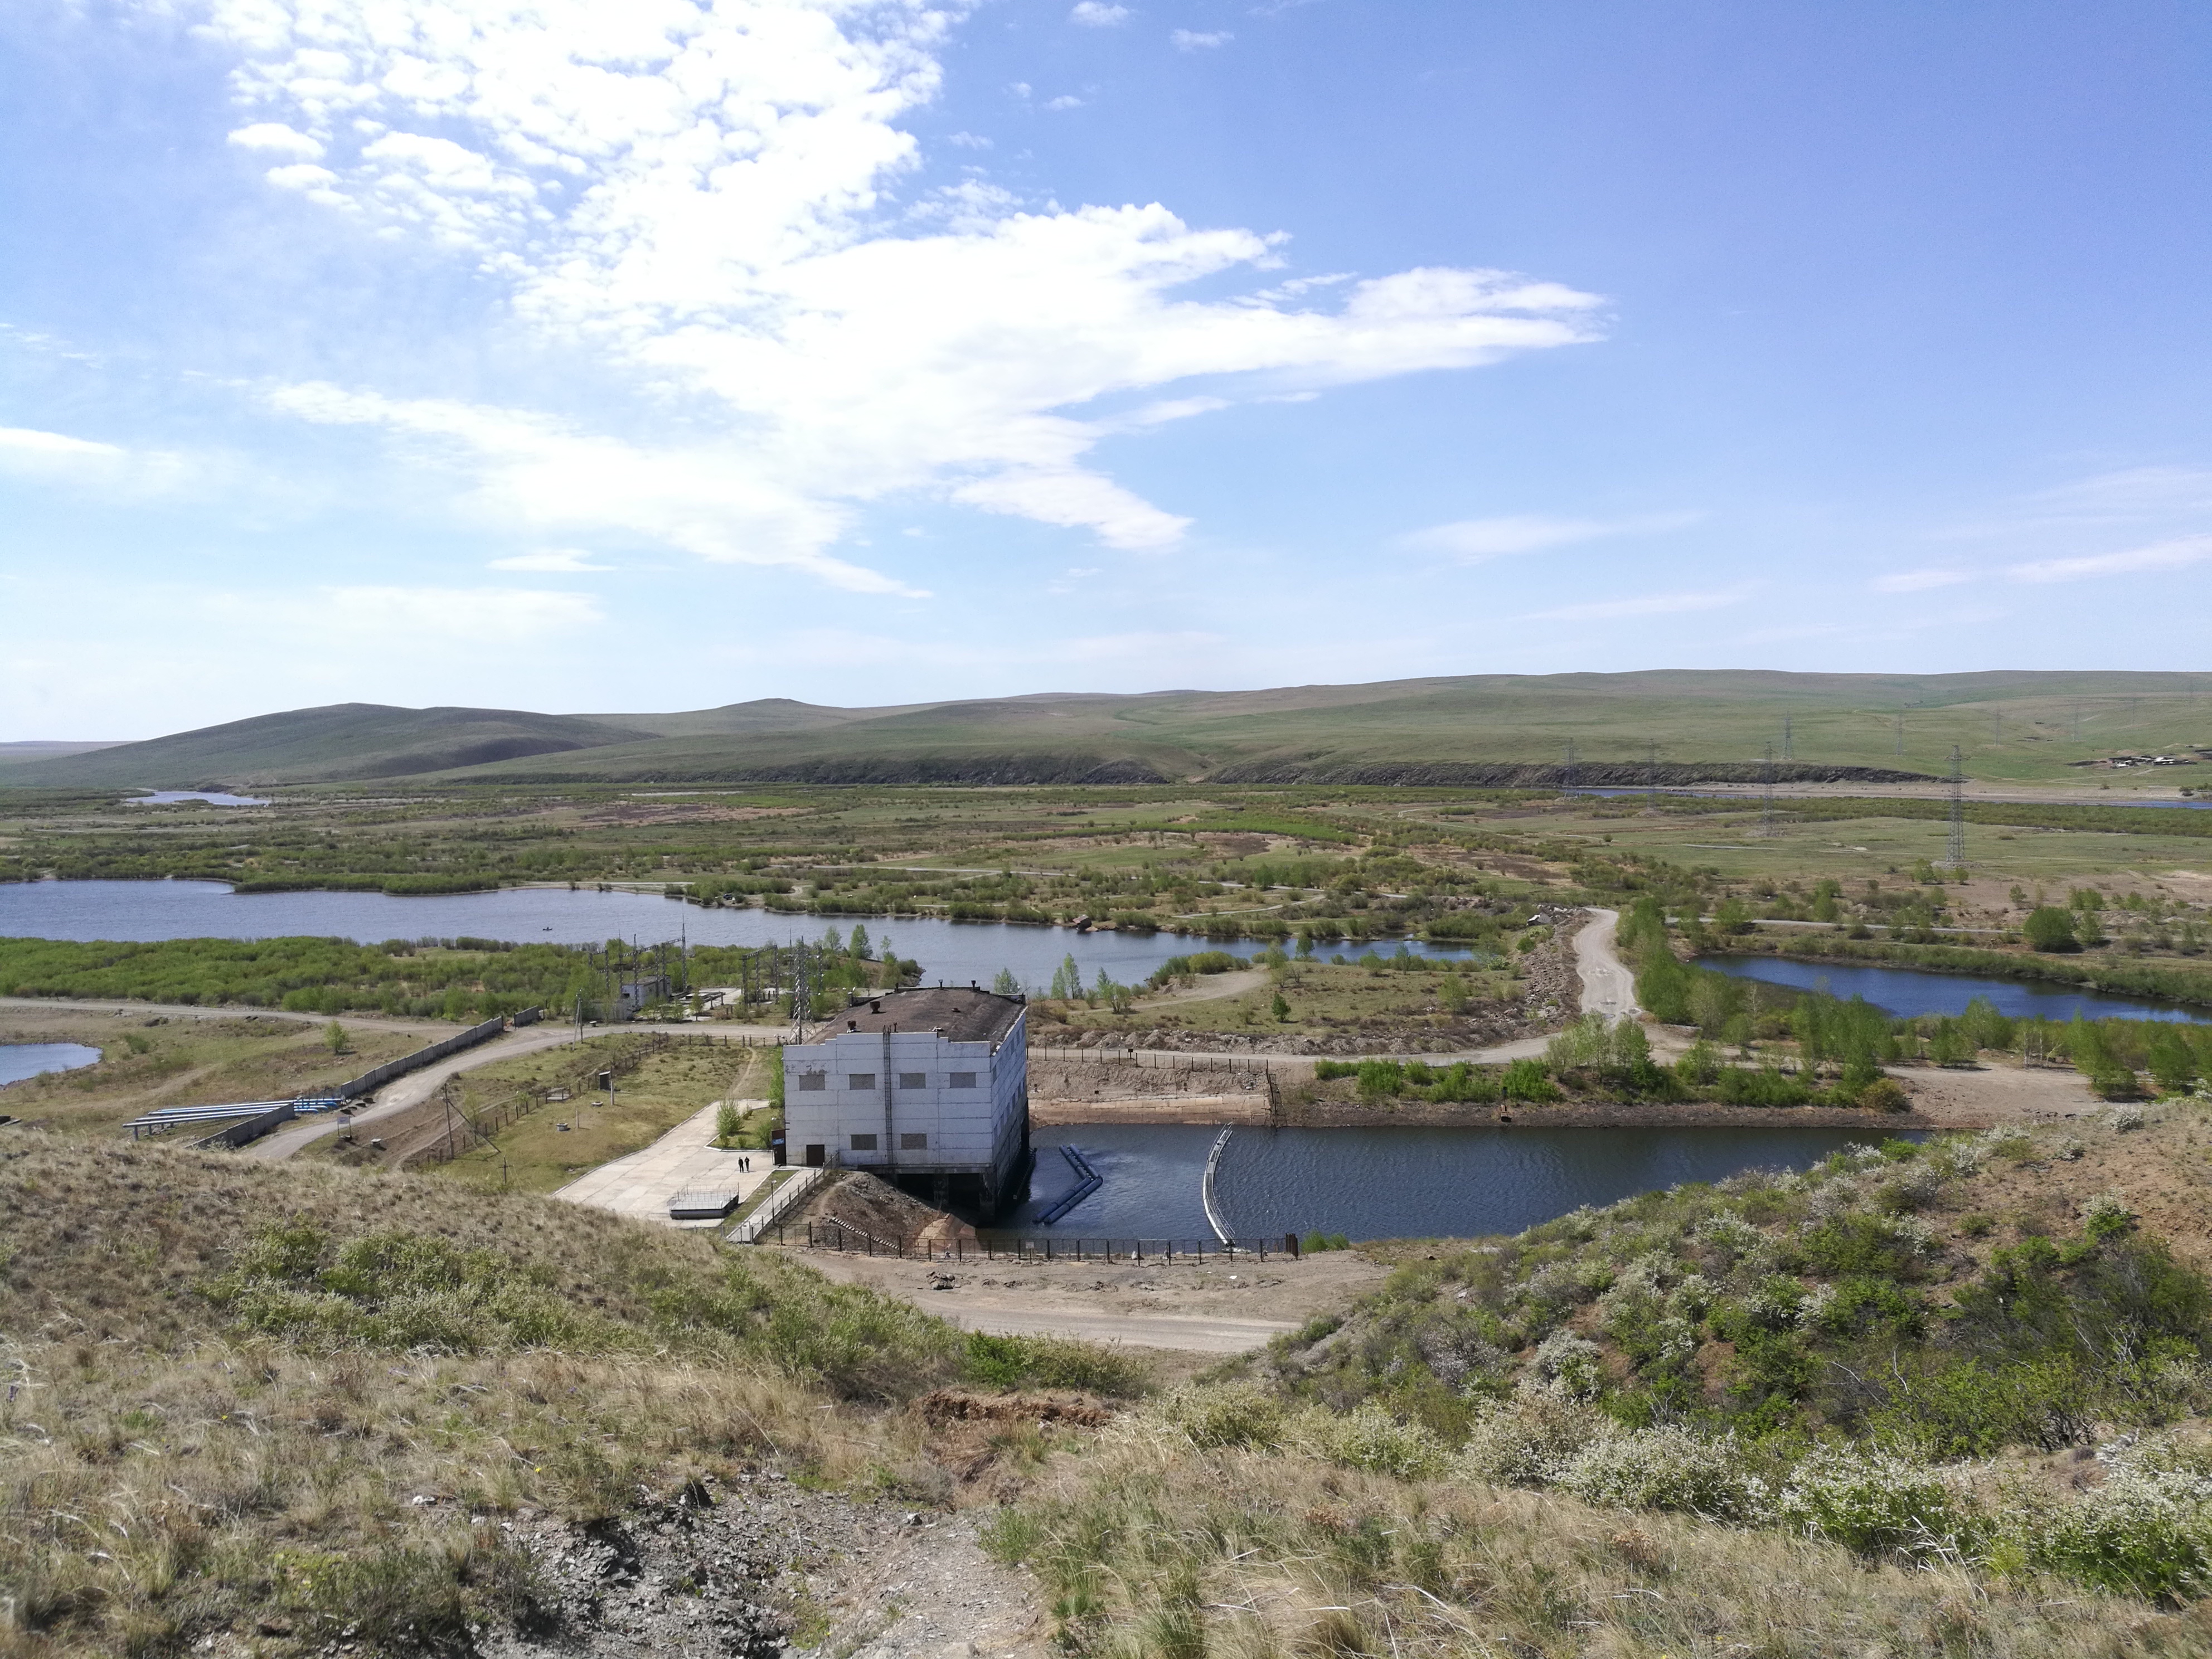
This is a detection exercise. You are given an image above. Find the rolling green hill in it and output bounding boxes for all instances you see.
[11,671,2212,789]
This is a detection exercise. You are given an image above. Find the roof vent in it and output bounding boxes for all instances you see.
[870,999,881,1014]
[847,1018,857,1031]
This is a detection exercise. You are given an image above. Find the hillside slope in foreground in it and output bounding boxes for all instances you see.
[16,1117,2212,1656]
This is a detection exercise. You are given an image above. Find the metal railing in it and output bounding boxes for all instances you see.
[774,1224,1302,1262]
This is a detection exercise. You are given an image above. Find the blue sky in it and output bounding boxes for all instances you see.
[4,0,2210,738]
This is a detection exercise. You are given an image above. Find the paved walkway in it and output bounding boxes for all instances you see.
[551,1098,777,1226]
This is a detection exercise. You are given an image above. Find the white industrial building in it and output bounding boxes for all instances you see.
[780,986,1031,1216]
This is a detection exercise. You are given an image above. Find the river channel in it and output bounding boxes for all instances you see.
[1005,1122,1887,1243]
[1701,954,2211,1025]
[0,879,1487,991]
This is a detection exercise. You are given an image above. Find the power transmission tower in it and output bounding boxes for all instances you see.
[1946,746,1966,871]
[1782,715,1793,761]
[1760,745,1776,837]
[789,942,812,1039]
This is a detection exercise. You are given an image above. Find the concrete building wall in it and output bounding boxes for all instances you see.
[783,1008,1027,1186]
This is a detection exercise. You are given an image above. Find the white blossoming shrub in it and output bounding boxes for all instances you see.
[1453,1391,1604,1488]
[1289,1402,1448,1481]
[1877,1161,1944,1211]
[1666,1273,1717,1321]
[1977,1127,2034,1161]
[1156,1383,1285,1451]
[2015,1459,2212,1601]
[2105,1104,2147,1133]
[1694,1211,1764,1264]
[1778,1448,1990,1561]
[1530,1330,1605,1400]
[1556,1427,1773,1526]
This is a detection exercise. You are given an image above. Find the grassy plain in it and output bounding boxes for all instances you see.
[397,1038,771,1194]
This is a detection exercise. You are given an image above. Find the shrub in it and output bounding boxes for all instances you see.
[1557,1427,1773,1525]
[1454,1393,1603,1487]
[1157,1384,1284,1450]
[1500,1058,1559,1103]
[1530,1330,1604,1400]
[2017,1459,2212,1602]
[1778,1447,1991,1561]
[2025,906,2082,952]
[961,1331,1149,1396]
[1291,1403,1448,1480]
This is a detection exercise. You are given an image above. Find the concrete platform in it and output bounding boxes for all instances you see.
[552,1099,776,1228]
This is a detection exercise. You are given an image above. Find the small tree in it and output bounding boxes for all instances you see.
[2024,907,2080,953]
[1270,991,1291,1022]
[323,1020,349,1055]
[991,968,1021,997]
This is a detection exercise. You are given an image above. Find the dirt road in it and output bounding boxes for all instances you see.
[798,1247,1385,1356]
[247,1019,788,1161]
[1574,905,1639,1023]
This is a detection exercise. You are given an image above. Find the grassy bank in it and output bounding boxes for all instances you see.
[0,1130,1146,1656]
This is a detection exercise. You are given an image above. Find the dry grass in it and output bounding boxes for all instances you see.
[993,1428,2212,1658]
[0,1128,1139,1656]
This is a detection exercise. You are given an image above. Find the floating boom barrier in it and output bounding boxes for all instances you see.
[1036,1144,1104,1226]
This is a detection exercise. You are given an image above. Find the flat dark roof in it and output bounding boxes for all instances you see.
[831,987,1024,1046]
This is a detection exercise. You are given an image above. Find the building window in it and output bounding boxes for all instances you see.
[797,1073,827,1092]
[847,1073,876,1090]
[900,1132,928,1151]
[948,1071,978,1089]
[898,1072,927,1090]
[850,1133,878,1151]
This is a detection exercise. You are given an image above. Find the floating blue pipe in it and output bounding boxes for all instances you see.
[1037,1144,1104,1225]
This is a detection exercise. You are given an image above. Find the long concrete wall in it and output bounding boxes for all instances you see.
[337,1015,508,1100]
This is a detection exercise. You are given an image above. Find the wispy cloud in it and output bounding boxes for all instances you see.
[2007,534,2212,584]
[1171,28,1233,48]
[1070,1,1131,23]
[489,549,614,573]
[1401,510,1697,561]
[1525,586,1750,622]
[0,424,193,496]
[1871,567,1971,593]
[188,0,1600,591]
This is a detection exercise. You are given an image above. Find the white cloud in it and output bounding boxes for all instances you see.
[1871,567,1971,593]
[0,425,194,496]
[1045,94,1087,110]
[190,0,1599,584]
[2007,535,2212,585]
[1525,586,1749,622]
[226,121,324,159]
[0,426,126,469]
[1403,511,1696,561]
[1171,28,1232,48]
[1070,1,1131,23]
[489,548,614,573]
[947,131,993,149]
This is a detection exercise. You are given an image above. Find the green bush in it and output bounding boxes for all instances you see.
[2025,906,2083,952]
[1778,1448,1991,1560]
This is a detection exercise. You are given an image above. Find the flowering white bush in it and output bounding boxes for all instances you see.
[1454,1391,1603,1488]
[1666,1273,1718,1321]
[1778,1448,1990,1561]
[1557,1426,1773,1525]
[1530,1329,1605,1400]
[1289,1402,1448,1481]
[2105,1104,2148,1132]
[1695,1211,1764,1263]
[2015,1458,2212,1600]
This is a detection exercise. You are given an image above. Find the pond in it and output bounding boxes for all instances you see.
[0,1042,101,1089]
[1003,1122,1887,1242]
[0,880,1485,993]
[1701,954,2211,1025]
[125,792,273,807]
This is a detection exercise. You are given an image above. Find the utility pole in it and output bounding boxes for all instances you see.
[1647,740,1658,799]
[1947,745,1966,871]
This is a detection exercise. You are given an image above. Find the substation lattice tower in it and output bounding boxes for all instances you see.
[1946,745,1966,871]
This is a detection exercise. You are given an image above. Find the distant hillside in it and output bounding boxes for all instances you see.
[5,702,651,787]
[0,740,124,765]
[10,670,2212,789]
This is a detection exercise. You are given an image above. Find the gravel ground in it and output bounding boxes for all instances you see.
[472,1471,1044,1659]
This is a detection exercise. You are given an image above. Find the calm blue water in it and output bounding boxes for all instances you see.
[1702,954,2211,1025]
[125,791,272,807]
[0,880,1483,993]
[0,1042,101,1088]
[1008,1123,1883,1242]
